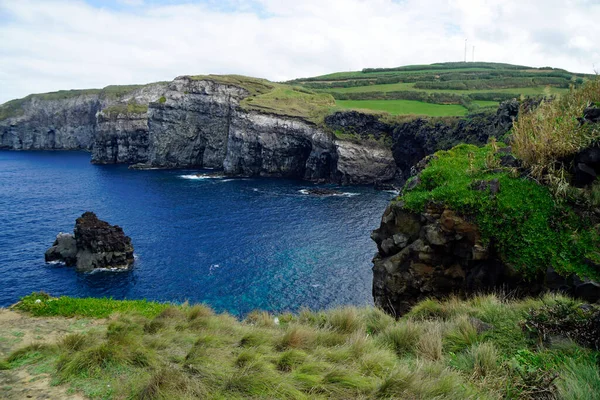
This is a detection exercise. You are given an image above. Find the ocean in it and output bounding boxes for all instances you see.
[0,151,394,316]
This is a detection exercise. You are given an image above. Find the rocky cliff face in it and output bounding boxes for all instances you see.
[0,83,166,153]
[92,111,150,164]
[0,94,104,150]
[5,76,520,185]
[140,77,395,183]
[371,201,521,316]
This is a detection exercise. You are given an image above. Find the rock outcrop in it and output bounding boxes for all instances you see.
[45,212,134,271]
[390,101,519,183]
[371,201,525,316]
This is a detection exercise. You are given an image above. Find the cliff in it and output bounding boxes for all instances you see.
[1,75,397,184]
[372,80,600,316]
[0,84,166,152]
[0,73,519,185]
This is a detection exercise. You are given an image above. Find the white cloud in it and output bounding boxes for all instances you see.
[0,0,598,103]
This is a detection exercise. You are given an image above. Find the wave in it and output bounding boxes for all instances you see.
[298,189,360,198]
[180,174,226,180]
[88,267,132,274]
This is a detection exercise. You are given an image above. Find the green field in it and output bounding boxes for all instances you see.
[336,99,468,116]
[288,62,591,117]
[472,100,500,107]
[326,82,570,96]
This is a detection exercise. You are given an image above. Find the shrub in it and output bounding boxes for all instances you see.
[471,342,499,377]
[278,325,316,350]
[512,78,600,195]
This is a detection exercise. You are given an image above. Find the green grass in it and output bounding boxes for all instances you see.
[15,292,169,318]
[472,100,499,107]
[5,293,599,399]
[336,99,468,116]
[399,142,600,280]
[101,102,149,117]
[240,85,336,124]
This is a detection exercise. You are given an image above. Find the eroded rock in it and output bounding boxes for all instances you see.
[372,201,535,317]
[45,212,134,271]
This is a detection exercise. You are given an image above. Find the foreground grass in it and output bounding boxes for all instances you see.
[336,99,468,117]
[3,292,599,399]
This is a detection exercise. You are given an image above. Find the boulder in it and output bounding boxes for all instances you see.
[45,212,134,271]
[44,233,77,265]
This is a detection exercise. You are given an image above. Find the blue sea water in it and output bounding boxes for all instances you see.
[0,151,394,316]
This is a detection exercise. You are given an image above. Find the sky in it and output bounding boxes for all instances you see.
[1,0,599,104]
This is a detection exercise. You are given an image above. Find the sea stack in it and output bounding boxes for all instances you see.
[45,212,134,271]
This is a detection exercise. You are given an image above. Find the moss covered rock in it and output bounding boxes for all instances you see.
[372,143,600,316]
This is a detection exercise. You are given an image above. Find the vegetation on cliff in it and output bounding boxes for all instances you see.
[2,292,599,399]
[0,84,157,121]
[101,102,149,118]
[397,78,600,281]
[399,142,600,280]
[189,74,337,124]
[512,79,600,196]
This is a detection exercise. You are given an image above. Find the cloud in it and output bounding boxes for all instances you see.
[118,0,144,5]
[0,0,599,103]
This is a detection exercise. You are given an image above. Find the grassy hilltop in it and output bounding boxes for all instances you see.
[289,62,593,117]
[1,292,599,399]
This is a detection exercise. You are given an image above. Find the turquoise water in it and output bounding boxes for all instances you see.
[0,151,394,316]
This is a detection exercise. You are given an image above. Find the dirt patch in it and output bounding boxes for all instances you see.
[0,308,106,399]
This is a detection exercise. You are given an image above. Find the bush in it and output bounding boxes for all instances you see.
[512,78,600,194]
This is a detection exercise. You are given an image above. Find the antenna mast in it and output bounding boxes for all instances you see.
[472,46,475,62]
[464,39,468,62]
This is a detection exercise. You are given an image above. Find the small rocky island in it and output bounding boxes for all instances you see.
[45,212,134,271]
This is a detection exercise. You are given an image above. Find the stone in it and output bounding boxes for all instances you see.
[45,212,134,271]
[471,179,500,195]
[424,225,448,246]
[583,105,600,123]
[371,198,546,316]
[469,317,493,334]
[575,281,600,303]
[44,233,77,265]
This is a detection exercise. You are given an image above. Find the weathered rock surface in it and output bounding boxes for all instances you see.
[91,111,149,164]
[0,84,166,152]
[371,201,528,316]
[45,212,134,271]
[143,77,396,183]
[372,201,600,317]
[566,115,600,187]
[334,141,395,185]
[1,77,515,185]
